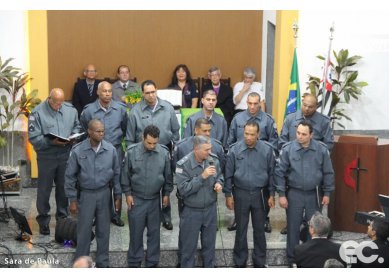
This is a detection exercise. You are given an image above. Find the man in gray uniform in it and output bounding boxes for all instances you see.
[224,121,276,268]
[278,93,334,235]
[227,92,278,232]
[65,119,121,268]
[227,92,278,151]
[279,93,334,151]
[125,79,180,230]
[121,125,173,268]
[274,121,334,266]
[174,118,225,174]
[112,65,140,103]
[184,89,228,148]
[80,81,127,227]
[173,118,225,267]
[176,135,224,267]
[28,88,82,235]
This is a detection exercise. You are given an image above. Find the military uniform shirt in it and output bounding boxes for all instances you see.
[173,136,226,172]
[227,109,278,151]
[279,110,334,151]
[274,139,334,197]
[176,152,224,209]
[80,99,128,147]
[65,139,121,201]
[121,143,173,199]
[224,140,275,197]
[183,110,228,148]
[125,98,180,147]
[28,100,82,157]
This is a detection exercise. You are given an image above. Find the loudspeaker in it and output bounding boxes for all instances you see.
[55,217,95,245]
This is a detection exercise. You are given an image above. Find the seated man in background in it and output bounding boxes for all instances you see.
[112,64,140,104]
[294,212,345,268]
[233,67,265,114]
[72,64,100,117]
[352,218,389,268]
[202,66,234,128]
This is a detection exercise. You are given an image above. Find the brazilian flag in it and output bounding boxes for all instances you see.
[284,48,301,118]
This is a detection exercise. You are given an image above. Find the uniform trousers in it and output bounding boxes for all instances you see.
[36,156,68,226]
[179,203,217,268]
[286,188,320,262]
[127,196,161,267]
[75,186,111,268]
[110,145,123,221]
[233,188,267,266]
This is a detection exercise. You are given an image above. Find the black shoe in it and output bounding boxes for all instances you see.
[234,264,247,268]
[176,263,181,268]
[264,220,272,233]
[162,222,173,230]
[39,225,50,235]
[111,218,124,227]
[253,264,267,268]
[280,227,287,235]
[228,221,237,231]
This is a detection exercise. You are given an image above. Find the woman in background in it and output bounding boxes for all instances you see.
[168,64,199,108]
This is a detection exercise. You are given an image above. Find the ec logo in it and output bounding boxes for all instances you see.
[339,241,384,264]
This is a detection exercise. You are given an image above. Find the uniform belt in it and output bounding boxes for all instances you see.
[79,183,109,192]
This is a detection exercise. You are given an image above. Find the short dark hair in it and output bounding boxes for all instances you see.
[244,121,260,133]
[141,80,157,92]
[372,218,389,241]
[202,89,216,98]
[143,125,160,139]
[117,65,130,74]
[298,121,313,134]
[194,118,211,129]
[88,119,104,130]
[247,92,261,101]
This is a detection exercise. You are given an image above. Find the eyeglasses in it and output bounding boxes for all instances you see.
[85,70,97,73]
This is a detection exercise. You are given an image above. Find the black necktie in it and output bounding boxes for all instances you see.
[88,84,93,96]
[123,83,127,90]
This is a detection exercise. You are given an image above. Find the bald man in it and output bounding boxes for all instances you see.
[72,64,101,117]
[28,88,82,235]
[279,93,334,151]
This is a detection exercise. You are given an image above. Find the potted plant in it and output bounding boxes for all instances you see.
[0,56,41,193]
[307,49,368,128]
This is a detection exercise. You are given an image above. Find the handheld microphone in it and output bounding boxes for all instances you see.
[207,156,214,166]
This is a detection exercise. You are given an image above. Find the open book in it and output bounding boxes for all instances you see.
[45,132,85,142]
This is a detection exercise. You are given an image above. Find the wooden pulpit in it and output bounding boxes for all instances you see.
[329,135,389,233]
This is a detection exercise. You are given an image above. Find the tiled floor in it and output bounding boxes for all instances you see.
[0,187,367,267]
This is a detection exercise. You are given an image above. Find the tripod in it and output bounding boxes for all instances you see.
[0,174,10,222]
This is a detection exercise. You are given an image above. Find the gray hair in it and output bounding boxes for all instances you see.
[208,66,220,74]
[243,67,256,78]
[323,258,344,268]
[309,212,331,238]
[193,135,211,148]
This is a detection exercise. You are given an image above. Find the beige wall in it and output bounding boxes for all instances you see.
[47,11,263,100]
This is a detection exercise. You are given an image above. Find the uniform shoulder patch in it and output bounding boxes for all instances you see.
[176,155,189,166]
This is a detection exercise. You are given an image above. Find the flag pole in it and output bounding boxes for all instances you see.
[292,20,299,48]
[321,23,335,113]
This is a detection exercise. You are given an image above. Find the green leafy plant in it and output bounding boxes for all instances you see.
[124,89,143,106]
[307,49,368,128]
[0,56,41,166]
